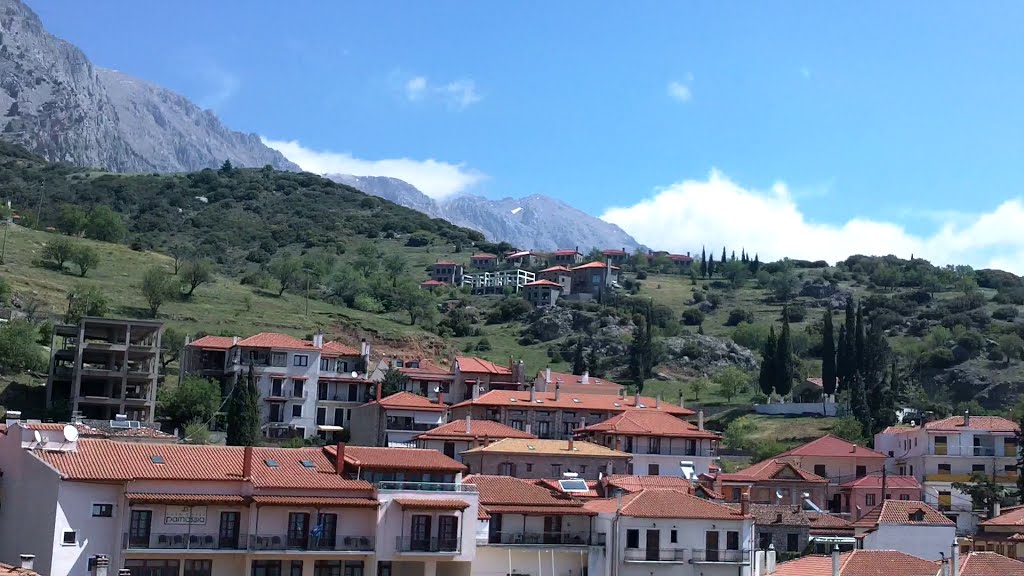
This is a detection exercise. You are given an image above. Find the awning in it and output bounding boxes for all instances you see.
[126,493,247,505]
[317,425,345,432]
[393,498,470,510]
[252,496,378,508]
[483,505,596,516]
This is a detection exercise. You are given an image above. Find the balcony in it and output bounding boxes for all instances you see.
[924,473,1017,483]
[385,422,437,432]
[249,534,373,552]
[378,481,477,493]
[624,549,687,563]
[123,532,247,551]
[691,549,751,564]
[395,536,460,554]
[487,531,599,546]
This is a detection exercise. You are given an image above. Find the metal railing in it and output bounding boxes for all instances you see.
[623,548,687,562]
[396,536,460,553]
[488,531,596,546]
[691,549,751,563]
[249,534,374,551]
[378,481,477,493]
[123,532,247,550]
[385,421,437,432]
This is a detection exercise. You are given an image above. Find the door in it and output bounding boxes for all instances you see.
[129,510,152,548]
[293,380,304,398]
[219,511,240,549]
[272,379,284,397]
[288,512,310,549]
[314,513,338,549]
[705,531,720,561]
[348,384,358,402]
[646,530,660,561]
[334,408,345,427]
[269,404,282,423]
[316,407,326,426]
[438,516,459,551]
[831,493,843,513]
[443,442,456,459]
[488,513,502,544]
[544,516,562,544]
[410,515,431,551]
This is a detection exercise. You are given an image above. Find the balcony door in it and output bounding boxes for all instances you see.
[705,531,720,561]
[313,513,338,549]
[438,516,459,551]
[129,510,152,548]
[219,511,240,549]
[410,515,431,551]
[543,516,562,544]
[288,512,310,549]
[645,530,660,561]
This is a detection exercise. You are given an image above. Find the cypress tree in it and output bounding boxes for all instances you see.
[572,337,586,375]
[586,337,600,378]
[836,325,848,392]
[707,252,715,277]
[822,309,837,396]
[643,301,655,380]
[700,247,708,278]
[842,298,856,385]
[751,253,760,273]
[227,363,261,446]
[731,250,736,261]
[775,313,796,397]
[849,370,872,437]
[758,326,778,396]
[721,246,727,264]
[854,303,866,372]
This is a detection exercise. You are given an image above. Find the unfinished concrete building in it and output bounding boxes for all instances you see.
[46,317,164,422]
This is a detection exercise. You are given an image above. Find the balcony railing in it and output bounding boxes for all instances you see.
[249,534,374,552]
[487,531,597,546]
[624,548,687,562]
[378,481,477,493]
[932,446,1011,457]
[385,422,437,432]
[396,536,460,553]
[924,473,1017,483]
[123,532,247,550]
[691,549,751,563]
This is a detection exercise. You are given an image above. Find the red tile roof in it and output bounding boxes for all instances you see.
[327,445,467,473]
[840,474,921,490]
[236,332,311,350]
[806,512,855,534]
[572,261,619,270]
[778,435,887,459]
[321,341,360,357]
[722,503,810,526]
[852,500,954,528]
[668,254,693,262]
[805,377,824,388]
[773,550,939,576]
[537,370,623,391]
[552,249,581,256]
[464,475,588,508]
[452,390,694,416]
[415,419,537,441]
[959,551,1024,576]
[924,415,1019,433]
[420,280,447,287]
[188,335,235,350]
[538,266,572,273]
[399,359,454,380]
[981,506,1024,527]
[21,422,68,431]
[604,475,694,493]
[720,459,828,483]
[371,391,447,412]
[455,356,513,375]
[126,493,248,505]
[534,478,601,499]
[524,279,564,288]
[432,261,459,267]
[393,498,470,510]
[579,410,720,439]
[585,488,749,519]
[471,253,497,259]
[251,496,378,508]
[0,564,40,576]
[506,251,535,259]
[601,249,627,256]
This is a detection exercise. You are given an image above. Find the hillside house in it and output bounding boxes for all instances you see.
[569,261,618,296]
[711,459,829,509]
[537,265,573,294]
[460,269,535,294]
[576,410,720,477]
[550,248,584,266]
[600,248,629,266]
[852,500,956,560]
[523,279,563,307]
[967,505,1024,560]
[450,356,525,403]
[349,391,448,448]
[394,358,454,401]
[460,437,631,480]
[668,254,694,270]
[504,250,543,268]
[414,415,537,462]
[773,435,888,512]
[532,368,623,396]
[419,280,446,291]
[430,261,464,284]
[469,253,498,270]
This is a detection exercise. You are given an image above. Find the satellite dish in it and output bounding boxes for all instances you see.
[63,425,79,442]
[351,371,358,378]
[32,430,42,444]
[433,386,441,393]
[775,490,784,500]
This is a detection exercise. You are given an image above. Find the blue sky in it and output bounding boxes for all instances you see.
[27,1,1024,270]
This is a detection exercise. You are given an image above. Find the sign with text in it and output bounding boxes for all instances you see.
[164,506,207,525]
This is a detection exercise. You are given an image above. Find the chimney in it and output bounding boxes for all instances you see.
[530,385,536,403]
[940,554,949,576]
[242,446,253,479]
[92,555,110,576]
[472,379,480,400]
[698,410,705,431]
[634,389,641,407]
[951,541,960,576]
[568,437,574,451]
[437,390,444,406]
[831,546,840,576]
[741,492,750,516]
[555,380,561,401]
[581,371,589,385]
[376,380,382,402]
[19,554,34,571]
[232,336,240,345]
[465,415,472,435]
[993,500,1002,519]
[313,333,324,348]
[679,395,685,409]
[655,395,660,408]
[335,443,346,475]
[850,443,856,453]
[605,461,613,476]
[964,410,970,427]
[5,410,21,428]
[545,367,551,384]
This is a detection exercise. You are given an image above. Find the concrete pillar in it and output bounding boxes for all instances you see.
[365,557,378,576]
[423,560,437,576]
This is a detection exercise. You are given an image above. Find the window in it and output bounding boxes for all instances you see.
[626,529,640,548]
[786,533,799,552]
[910,465,914,475]
[184,560,212,576]
[320,358,332,371]
[938,491,953,511]
[648,464,660,476]
[438,516,459,550]
[551,464,562,476]
[670,530,678,544]
[536,421,551,438]
[252,561,283,576]
[288,513,310,548]
[856,465,866,478]
[498,462,516,476]
[526,463,533,472]
[1007,465,1017,473]
[727,531,740,550]
[939,463,952,473]
[125,560,180,576]
[731,488,742,502]
[510,420,524,430]
[973,464,986,473]
[62,531,77,545]
[648,437,661,454]
[866,493,876,506]
[271,353,287,367]
[292,405,302,418]
[900,494,910,501]
[92,503,113,517]
[294,354,309,367]
[339,361,349,373]
[290,561,303,576]
[271,379,284,397]
[293,380,304,397]
[759,533,773,550]
[935,436,948,455]
[317,407,326,426]
[579,465,587,474]
[814,464,827,478]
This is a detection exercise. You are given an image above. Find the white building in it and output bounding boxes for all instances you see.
[874,413,1019,533]
[585,489,756,576]
[460,269,535,293]
[851,500,956,561]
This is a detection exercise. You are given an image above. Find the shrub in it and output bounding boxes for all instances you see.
[241,270,273,290]
[681,308,705,326]
[692,291,705,303]
[946,292,987,314]
[732,323,770,351]
[707,292,724,308]
[405,232,431,247]
[69,244,100,277]
[993,306,1019,322]
[955,331,986,355]
[636,269,648,280]
[0,321,47,372]
[476,337,492,351]
[923,348,956,369]
[353,294,384,313]
[43,236,74,269]
[726,309,755,327]
[783,304,807,323]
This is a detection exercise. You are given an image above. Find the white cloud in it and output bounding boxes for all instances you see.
[601,170,1024,273]
[401,75,481,110]
[262,138,485,200]
[667,80,692,102]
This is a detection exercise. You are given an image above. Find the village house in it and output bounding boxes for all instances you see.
[469,253,498,270]
[419,279,447,291]
[576,409,720,477]
[770,549,944,576]
[600,248,629,266]
[393,358,454,401]
[569,261,618,297]
[536,265,573,294]
[598,475,697,496]
[966,505,1024,561]
[550,248,584,266]
[532,368,623,396]
[852,500,956,561]
[504,250,543,268]
[460,269,536,294]
[667,254,694,270]
[773,435,888,513]
[460,437,631,480]
[349,391,448,448]
[449,389,694,441]
[450,356,525,403]
[522,279,563,307]
[429,261,464,284]
[711,459,829,509]
[325,443,468,485]
[838,473,923,520]
[414,415,537,462]
[874,413,1020,533]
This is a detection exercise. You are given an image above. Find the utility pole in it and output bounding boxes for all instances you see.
[0,220,8,264]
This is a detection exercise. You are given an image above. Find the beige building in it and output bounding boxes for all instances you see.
[523,279,563,307]
[461,438,631,480]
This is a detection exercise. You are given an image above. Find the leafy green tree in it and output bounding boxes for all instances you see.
[179,259,214,297]
[821,309,837,395]
[572,337,587,375]
[690,377,709,402]
[85,206,126,242]
[722,260,750,289]
[160,326,186,370]
[227,365,261,446]
[714,366,749,403]
[840,298,857,387]
[383,253,406,287]
[999,334,1024,365]
[354,243,381,276]
[774,314,796,396]
[396,281,436,326]
[0,321,47,372]
[141,266,177,317]
[769,268,800,302]
[953,472,1013,517]
[183,419,212,444]
[758,326,778,395]
[159,376,220,430]
[723,416,757,450]
[831,416,868,445]
[58,204,88,236]
[269,255,303,296]
[219,159,234,174]
[65,285,108,323]
[70,244,99,277]
[380,367,409,397]
[0,276,10,306]
[43,236,74,269]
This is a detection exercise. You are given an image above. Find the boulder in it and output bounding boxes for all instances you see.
[661,334,759,375]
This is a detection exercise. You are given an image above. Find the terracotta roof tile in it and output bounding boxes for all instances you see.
[432,261,459,267]
[454,356,513,375]
[464,475,587,507]
[981,506,1024,527]
[605,475,694,493]
[839,474,921,490]
[125,493,248,504]
[483,505,595,516]
[668,254,693,262]
[415,419,537,441]
[571,261,619,270]
[524,279,564,288]
[880,425,914,435]
[251,496,378,508]
[538,266,571,273]
[925,415,1019,433]
[584,488,748,519]
[720,459,828,483]
[462,438,630,458]
[471,253,497,259]
[579,410,721,439]
[420,280,447,286]
[328,445,467,473]
[0,564,40,576]
[393,498,469,510]
[21,422,67,431]
[552,249,581,256]
[236,332,311,350]
[321,341,360,357]
[852,500,954,528]
[452,390,694,416]
[959,551,1024,576]
[779,435,887,459]
[537,370,624,394]
[806,512,855,534]
[188,335,236,350]
[774,550,938,576]
[372,391,447,412]
[722,503,810,526]
[534,478,601,498]
[398,359,453,379]
[601,249,627,256]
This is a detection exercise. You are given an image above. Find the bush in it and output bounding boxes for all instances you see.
[732,323,770,351]
[70,244,100,277]
[159,377,221,430]
[66,285,109,323]
[43,236,74,269]
[946,292,987,314]
[783,304,807,323]
[692,290,705,304]
[241,270,273,289]
[681,308,705,326]
[726,309,755,327]
[923,348,956,369]
[993,306,1019,322]
[751,439,787,462]
[955,331,986,355]
[476,337,492,351]
[405,232,431,247]
[707,292,724,308]
[353,294,384,313]
[0,321,47,372]
[636,269,648,280]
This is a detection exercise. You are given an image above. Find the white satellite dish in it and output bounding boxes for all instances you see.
[433,386,441,393]
[63,425,79,442]
[32,430,42,444]
[351,371,358,378]
[775,490,784,500]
